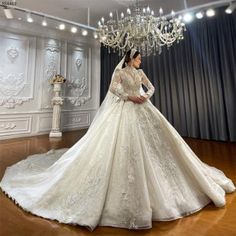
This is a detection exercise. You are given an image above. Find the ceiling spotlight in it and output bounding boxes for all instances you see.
[27,13,33,23]
[206,9,215,17]
[225,2,236,14]
[71,26,77,33]
[183,13,193,23]
[3,8,14,19]
[225,8,233,14]
[42,17,47,26]
[59,23,65,30]
[196,11,204,19]
[82,29,88,36]
[93,32,98,39]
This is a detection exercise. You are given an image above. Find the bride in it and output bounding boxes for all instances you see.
[0,48,235,231]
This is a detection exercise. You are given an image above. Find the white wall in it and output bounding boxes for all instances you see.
[0,17,101,140]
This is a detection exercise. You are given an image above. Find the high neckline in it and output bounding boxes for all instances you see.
[126,65,136,71]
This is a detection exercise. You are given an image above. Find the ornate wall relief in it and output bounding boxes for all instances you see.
[0,33,36,108]
[65,44,92,106]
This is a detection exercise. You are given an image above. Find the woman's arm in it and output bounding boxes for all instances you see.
[139,69,155,99]
[109,69,129,101]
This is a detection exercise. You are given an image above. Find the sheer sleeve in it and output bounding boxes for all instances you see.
[139,69,155,99]
[109,69,129,101]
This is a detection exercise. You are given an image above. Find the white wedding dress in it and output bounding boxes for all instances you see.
[0,66,235,231]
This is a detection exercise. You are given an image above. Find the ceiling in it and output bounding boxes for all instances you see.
[0,0,225,27]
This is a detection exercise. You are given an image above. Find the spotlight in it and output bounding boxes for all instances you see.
[3,8,13,19]
[225,2,236,14]
[206,9,215,17]
[27,13,33,23]
[82,29,88,36]
[183,13,193,23]
[59,23,65,30]
[196,11,204,19]
[71,26,77,33]
[225,8,232,14]
[42,17,47,26]
[93,32,98,39]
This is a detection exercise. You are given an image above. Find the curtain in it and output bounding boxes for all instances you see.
[100,8,236,142]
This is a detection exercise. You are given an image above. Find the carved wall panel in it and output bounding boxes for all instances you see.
[0,32,36,108]
[0,115,32,136]
[65,44,92,106]
[62,112,90,130]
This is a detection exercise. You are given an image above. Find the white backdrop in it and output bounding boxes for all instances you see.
[0,17,101,140]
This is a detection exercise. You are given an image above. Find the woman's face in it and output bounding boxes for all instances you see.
[132,54,141,68]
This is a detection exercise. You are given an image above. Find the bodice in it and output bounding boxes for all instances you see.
[109,66,155,101]
[119,67,143,96]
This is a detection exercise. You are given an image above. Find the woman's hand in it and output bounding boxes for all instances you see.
[128,95,147,104]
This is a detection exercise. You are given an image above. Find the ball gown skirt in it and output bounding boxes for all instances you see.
[0,67,235,231]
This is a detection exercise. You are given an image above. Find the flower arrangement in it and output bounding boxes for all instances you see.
[50,74,66,84]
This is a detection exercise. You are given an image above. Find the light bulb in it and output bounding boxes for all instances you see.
[82,29,88,36]
[206,9,215,17]
[196,12,203,19]
[225,8,232,14]
[183,13,193,23]
[27,13,33,23]
[159,8,163,15]
[93,32,98,39]
[71,26,77,33]
[59,23,65,30]
[42,17,47,26]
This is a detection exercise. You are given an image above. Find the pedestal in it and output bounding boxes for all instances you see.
[49,82,64,138]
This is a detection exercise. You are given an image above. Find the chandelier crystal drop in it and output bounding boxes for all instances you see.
[97,1,186,56]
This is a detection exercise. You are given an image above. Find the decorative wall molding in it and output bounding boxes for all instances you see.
[0,97,31,108]
[41,39,62,109]
[0,32,36,109]
[0,115,32,136]
[7,46,19,63]
[37,114,52,133]
[65,44,92,106]
[0,29,100,140]
[62,112,90,129]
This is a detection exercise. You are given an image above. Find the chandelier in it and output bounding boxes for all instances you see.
[97,1,186,56]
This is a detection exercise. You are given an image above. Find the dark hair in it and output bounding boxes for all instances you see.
[122,49,140,68]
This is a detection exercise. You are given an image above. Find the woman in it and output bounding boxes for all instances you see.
[0,49,235,231]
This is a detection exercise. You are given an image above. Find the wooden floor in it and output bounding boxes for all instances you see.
[0,130,236,236]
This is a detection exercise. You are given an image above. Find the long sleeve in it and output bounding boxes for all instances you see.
[109,69,129,101]
[139,69,155,99]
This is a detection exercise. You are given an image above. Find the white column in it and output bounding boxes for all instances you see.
[49,82,64,137]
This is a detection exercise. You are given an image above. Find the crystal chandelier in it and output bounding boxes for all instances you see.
[97,0,186,56]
